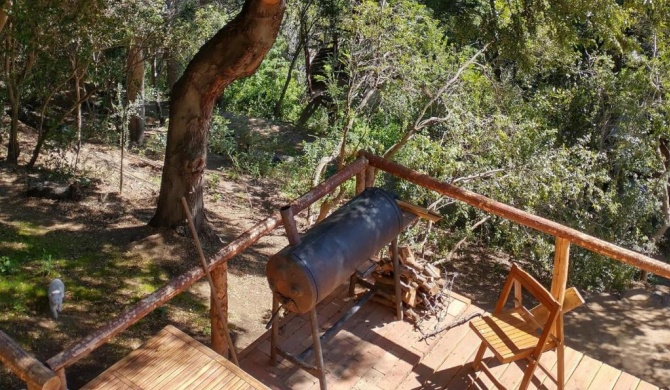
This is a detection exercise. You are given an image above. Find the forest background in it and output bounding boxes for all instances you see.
[2,0,670,293]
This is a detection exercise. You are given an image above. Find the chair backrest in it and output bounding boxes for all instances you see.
[494,264,562,354]
[494,264,560,315]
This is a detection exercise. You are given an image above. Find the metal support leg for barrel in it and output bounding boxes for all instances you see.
[349,273,358,297]
[391,239,403,321]
[309,309,328,390]
[270,295,279,366]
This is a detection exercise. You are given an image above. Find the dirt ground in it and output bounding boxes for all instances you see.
[1,122,669,389]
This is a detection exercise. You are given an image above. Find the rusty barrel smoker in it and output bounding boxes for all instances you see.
[266,187,405,390]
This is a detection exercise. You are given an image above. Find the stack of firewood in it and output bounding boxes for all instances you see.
[371,246,455,323]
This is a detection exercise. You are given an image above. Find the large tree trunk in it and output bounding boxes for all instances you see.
[150,0,285,230]
[0,0,10,34]
[6,81,20,164]
[126,40,145,145]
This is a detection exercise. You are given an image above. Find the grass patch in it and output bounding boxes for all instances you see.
[0,219,172,321]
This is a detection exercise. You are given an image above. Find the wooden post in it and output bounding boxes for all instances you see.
[551,237,570,304]
[365,165,376,188]
[280,205,301,245]
[355,169,366,194]
[390,239,403,321]
[181,198,238,365]
[55,369,66,390]
[210,265,230,357]
[551,236,570,390]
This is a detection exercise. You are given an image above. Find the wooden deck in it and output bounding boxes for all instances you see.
[238,285,662,390]
[81,325,268,390]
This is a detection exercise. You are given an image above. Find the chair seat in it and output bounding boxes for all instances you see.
[470,309,556,364]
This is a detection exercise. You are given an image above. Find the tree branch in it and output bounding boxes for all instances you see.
[382,45,489,161]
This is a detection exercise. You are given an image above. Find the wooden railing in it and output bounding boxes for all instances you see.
[43,157,368,389]
[3,152,669,390]
[0,331,61,390]
[359,151,670,279]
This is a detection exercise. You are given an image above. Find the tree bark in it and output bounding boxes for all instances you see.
[210,264,229,356]
[126,40,145,145]
[150,0,285,230]
[0,0,10,35]
[6,81,20,164]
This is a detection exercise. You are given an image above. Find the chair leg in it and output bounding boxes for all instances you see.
[557,343,565,390]
[472,342,487,370]
[519,357,540,390]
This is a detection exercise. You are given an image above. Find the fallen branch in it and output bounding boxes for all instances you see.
[419,312,483,341]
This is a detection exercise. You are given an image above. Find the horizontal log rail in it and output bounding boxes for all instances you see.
[0,331,61,390]
[46,156,368,372]
[360,151,670,280]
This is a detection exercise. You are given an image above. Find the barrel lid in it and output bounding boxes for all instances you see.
[266,248,318,313]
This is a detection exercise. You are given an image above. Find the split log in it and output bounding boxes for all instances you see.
[371,245,454,318]
[403,287,417,307]
[398,246,424,271]
[424,263,441,278]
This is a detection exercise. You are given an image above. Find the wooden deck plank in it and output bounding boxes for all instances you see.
[565,354,602,389]
[636,380,660,390]
[588,363,622,390]
[138,343,201,387]
[530,346,584,390]
[123,331,186,384]
[233,288,662,390]
[425,324,483,388]
[142,340,202,388]
[151,346,212,389]
[468,349,510,390]
[525,349,558,389]
[80,330,173,390]
[112,372,144,390]
[82,325,269,390]
[613,371,641,390]
[390,306,483,389]
[194,368,235,390]
[173,359,219,390]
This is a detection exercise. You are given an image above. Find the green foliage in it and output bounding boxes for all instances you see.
[208,114,235,157]
[208,111,281,178]
[0,256,17,276]
[2,0,669,292]
[222,39,303,121]
[37,250,58,278]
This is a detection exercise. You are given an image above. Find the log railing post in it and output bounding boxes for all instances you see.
[210,265,231,358]
[355,168,366,194]
[550,236,570,390]
[365,165,376,188]
[55,369,66,390]
[551,237,571,304]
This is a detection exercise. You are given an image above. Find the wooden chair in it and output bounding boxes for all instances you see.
[469,264,564,389]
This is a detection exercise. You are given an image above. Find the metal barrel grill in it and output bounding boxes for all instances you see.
[266,187,403,314]
[266,187,406,390]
